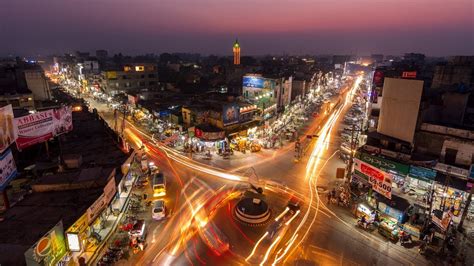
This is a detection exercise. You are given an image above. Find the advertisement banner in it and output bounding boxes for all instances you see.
[354,158,392,199]
[356,152,409,175]
[431,211,452,232]
[0,149,17,191]
[103,170,117,204]
[54,106,73,136]
[409,165,437,182]
[15,106,73,150]
[243,76,264,89]
[24,221,67,266]
[0,104,18,153]
[373,70,384,87]
[194,128,225,141]
[87,193,106,224]
[222,104,240,126]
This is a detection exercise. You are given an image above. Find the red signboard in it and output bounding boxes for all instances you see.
[354,158,392,199]
[402,71,417,79]
[361,163,384,182]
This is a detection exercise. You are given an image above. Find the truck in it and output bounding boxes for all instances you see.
[152,173,166,197]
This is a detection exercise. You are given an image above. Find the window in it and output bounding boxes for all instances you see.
[445,148,458,164]
[141,74,145,78]
[135,66,145,72]
[139,81,146,87]
[122,75,128,79]
[148,74,155,78]
[149,81,156,86]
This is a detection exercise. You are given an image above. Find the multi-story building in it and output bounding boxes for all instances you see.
[352,74,474,233]
[431,56,474,91]
[0,64,36,110]
[100,63,159,95]
[24,67,51,101]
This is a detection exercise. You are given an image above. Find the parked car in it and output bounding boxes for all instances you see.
[152,200,166,220]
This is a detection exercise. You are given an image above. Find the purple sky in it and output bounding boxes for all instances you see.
[1,0,473,56]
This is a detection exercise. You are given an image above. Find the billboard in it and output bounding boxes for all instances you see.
[0,149,17,191]
[24,221,67,266]
[373,70,384,87]
[377,78,423,143]
[243,76,264,89]
[354,158,392,199]
[222,104,240,126]
[194,128,225,141]
[0,104,18,153]
[15,106,73,150]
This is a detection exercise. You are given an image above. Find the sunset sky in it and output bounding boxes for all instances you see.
[1,0,473,56]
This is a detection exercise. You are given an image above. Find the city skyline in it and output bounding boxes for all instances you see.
[1,0,473,57]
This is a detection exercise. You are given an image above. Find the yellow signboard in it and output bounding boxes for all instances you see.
[106,71,117,79]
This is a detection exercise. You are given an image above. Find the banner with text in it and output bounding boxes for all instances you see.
[354,158,392,199]
[15,106,73,150]
[0,149,17,191]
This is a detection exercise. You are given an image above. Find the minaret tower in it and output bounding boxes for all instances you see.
[233,39,240,65]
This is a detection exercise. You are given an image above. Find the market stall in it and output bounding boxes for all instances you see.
[378,217,400,241]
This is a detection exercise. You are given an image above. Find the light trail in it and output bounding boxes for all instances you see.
[260,236,281,266]
[245,232,269,262]
[272,233,299,266]
[274,207,290,222]
[277,76,362,264]
[285,210,301,226]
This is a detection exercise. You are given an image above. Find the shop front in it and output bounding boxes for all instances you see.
[432,171,468,221]
[60,154,138,265]
[192,125,227,153]
[355,152,410,189]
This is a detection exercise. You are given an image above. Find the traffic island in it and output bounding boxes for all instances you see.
[233,197,272,226]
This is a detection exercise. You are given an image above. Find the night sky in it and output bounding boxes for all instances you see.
[1,0,473,56]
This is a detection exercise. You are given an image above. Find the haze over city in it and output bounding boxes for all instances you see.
[1,0,473,56]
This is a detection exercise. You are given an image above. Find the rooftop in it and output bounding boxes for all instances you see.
[0,106,128,265]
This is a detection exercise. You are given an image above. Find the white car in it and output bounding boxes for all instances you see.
[152,200,166,220]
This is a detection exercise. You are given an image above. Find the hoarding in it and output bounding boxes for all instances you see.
[373,70,384,87]
[0,104,18,153]
[0,149,17,191]
[243,76,264,89]
[354,158,392,199]
[222,104,240,126]
[24,221,67,266]
[194,128,225,141]
[409,165,437,182]
[377,78,423,143]
[356,152,409,175]
[87,193,106,224]
[15,106,73,150]
[103,171,117,204]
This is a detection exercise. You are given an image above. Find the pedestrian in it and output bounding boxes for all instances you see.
[327,192,332,205]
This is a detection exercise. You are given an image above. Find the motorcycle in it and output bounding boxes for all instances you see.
[357,217,374,230]
[399,232,412,246]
